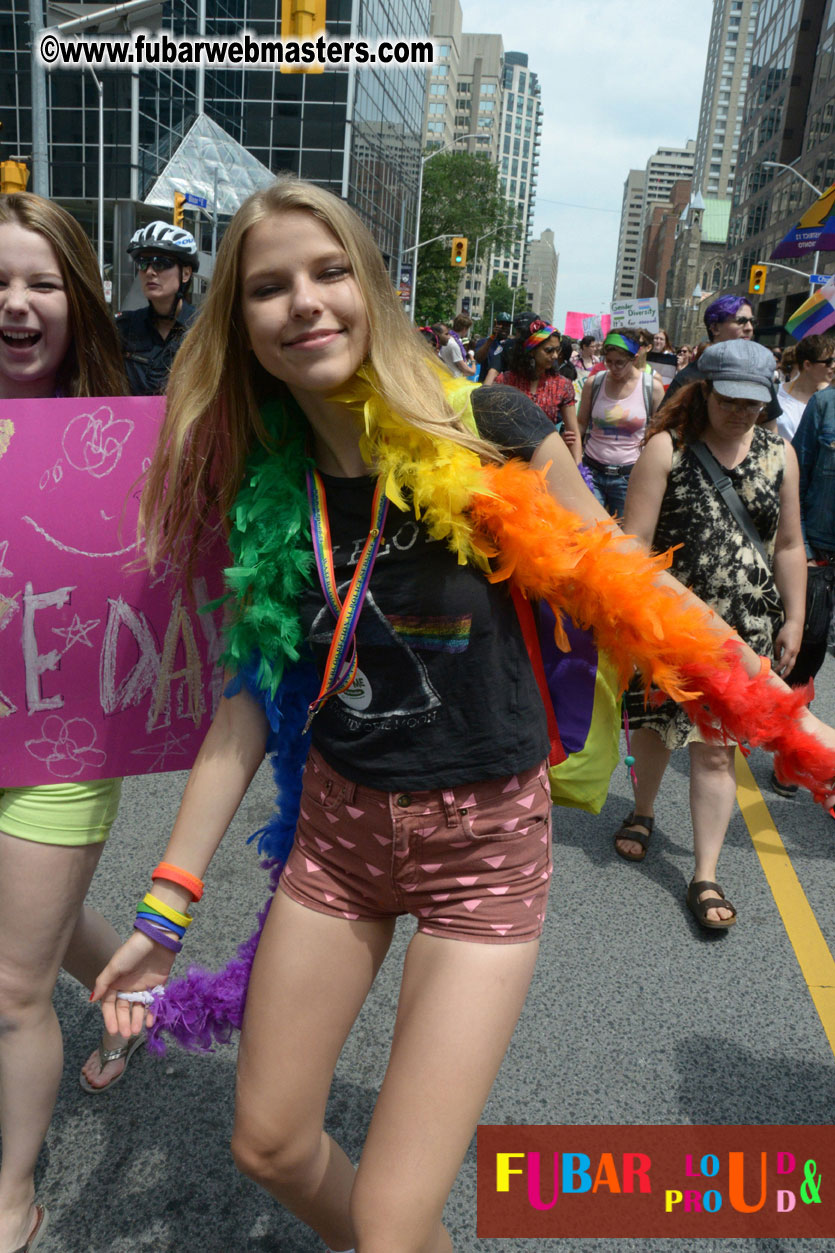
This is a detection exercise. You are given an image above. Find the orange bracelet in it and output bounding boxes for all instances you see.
[151,862,204,902]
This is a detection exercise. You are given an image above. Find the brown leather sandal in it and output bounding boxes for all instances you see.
[686,880,737,930]
[613,811,654,862]
[12,1203,49,1253]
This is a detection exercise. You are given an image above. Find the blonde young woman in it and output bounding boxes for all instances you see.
[0,194,133,1253]
[92,178,835,1252]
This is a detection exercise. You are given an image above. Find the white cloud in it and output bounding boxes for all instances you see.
[458,0,715,328]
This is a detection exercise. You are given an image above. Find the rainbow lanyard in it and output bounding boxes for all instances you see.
[304,467,389,732]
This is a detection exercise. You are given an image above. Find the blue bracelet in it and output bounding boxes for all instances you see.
[135,910,186,939]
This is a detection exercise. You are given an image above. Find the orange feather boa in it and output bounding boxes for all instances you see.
[473,459,835,806]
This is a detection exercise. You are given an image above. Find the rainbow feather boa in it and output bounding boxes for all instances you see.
[146,368,835,1053]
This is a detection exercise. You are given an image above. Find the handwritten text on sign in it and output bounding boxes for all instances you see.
[0,396,228,786]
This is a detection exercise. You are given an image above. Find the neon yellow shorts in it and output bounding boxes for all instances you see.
[0,778,123,846]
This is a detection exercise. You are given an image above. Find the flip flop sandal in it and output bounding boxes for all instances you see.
[686,879,737,930]
[79,1030,146,1094]
[613,812,654,862]
[12,1203,49,1253]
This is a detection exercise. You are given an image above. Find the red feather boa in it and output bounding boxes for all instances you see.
[470,460,835,807]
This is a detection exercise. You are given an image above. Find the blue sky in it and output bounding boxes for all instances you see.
[458,0,715,328]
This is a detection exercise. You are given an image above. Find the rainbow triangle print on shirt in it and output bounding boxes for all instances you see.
[785,278,835,341]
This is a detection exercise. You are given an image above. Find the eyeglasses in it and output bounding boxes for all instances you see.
[136,255,178,272]
[712,394,763,415]
[733,316,756,326]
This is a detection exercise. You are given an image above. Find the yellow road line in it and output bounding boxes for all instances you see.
[735,748,835,1058]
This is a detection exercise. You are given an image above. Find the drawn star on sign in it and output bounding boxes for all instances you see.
[130,731,192,773]
[0,540,12,578]
[52,614,101,651]
[0,591,20,632]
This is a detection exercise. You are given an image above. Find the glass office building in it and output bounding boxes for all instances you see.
[1,0,427,279]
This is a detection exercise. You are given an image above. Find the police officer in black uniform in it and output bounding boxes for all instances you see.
[116,221,199,395]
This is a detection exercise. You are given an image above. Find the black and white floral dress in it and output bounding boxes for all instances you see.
[626,424,786,749]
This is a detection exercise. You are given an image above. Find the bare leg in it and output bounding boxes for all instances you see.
[689,742,738,923]
[616,727,671,859]
[65,907,138,1090]
[231,892,395,1252]
[0,834,104,1253]
[351,931,540,1253]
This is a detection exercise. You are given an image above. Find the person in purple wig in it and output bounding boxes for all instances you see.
[660,292,783,422]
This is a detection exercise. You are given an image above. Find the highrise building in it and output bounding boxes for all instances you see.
[495,51,542,298]
[727,0,835,331]
[525,228,557,324]
[613,170,646,299]
[423,5,543,320]
[692,0,759,199]
[1,0,429,300]
[612,144,695,300]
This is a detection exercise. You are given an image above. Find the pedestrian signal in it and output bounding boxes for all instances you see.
[748,264,767,295]
[173,191,186,229]
[450,237,468,268]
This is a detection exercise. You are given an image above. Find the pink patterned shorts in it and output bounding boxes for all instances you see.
[278,748,553,944]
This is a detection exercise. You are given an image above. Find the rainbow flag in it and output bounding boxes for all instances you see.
[785,278,835,340]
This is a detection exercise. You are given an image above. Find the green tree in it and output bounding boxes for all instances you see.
[414,151,521,326]
[477,272,524,336]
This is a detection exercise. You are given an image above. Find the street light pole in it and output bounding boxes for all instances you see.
[408,133,483,324]
[762,160,823,295]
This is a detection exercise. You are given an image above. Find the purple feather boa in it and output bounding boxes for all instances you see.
[146,658,316,1055]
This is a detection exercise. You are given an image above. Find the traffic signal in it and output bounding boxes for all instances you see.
[748,264,767,295]
[450,236,468,268]
[281,0,326,72]
[0,160,30,194]
[173,191,186,229]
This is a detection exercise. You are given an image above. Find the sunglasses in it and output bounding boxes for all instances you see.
[815,357,835,366]
[733,316,756,326]
[136,255,178,272]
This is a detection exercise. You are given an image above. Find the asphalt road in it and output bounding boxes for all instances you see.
[35,656,835,1252]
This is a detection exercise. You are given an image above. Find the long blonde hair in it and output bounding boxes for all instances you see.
[0,193,127,398]
[141,176,497,571]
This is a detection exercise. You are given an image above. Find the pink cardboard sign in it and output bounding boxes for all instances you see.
[0,397,228,787]
[564,312,611,339]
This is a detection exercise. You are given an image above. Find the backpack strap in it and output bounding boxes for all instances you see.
[642,371,654,416]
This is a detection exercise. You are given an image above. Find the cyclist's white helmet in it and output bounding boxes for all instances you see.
[127,221,199,271]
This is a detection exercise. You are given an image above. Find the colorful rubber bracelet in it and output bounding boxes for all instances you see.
[141,892,192,929]
[759,656,772,676]
[151,862,204,902]
[135,910,186,939]
[133,917,183,954]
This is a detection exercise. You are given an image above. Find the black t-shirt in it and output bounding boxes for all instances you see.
[298,385,554,790]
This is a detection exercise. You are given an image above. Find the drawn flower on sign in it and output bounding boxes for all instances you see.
[25,716,107,778]
[61,406,134,478]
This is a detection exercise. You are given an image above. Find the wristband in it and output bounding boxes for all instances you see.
[135,910,186,939]
[151,862,204,902]
[133,917,183,954]
[140,892,192,929]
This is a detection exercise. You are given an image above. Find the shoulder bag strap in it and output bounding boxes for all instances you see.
[689,440,770,565]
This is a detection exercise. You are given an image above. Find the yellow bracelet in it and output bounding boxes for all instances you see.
[142,891,193,929]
